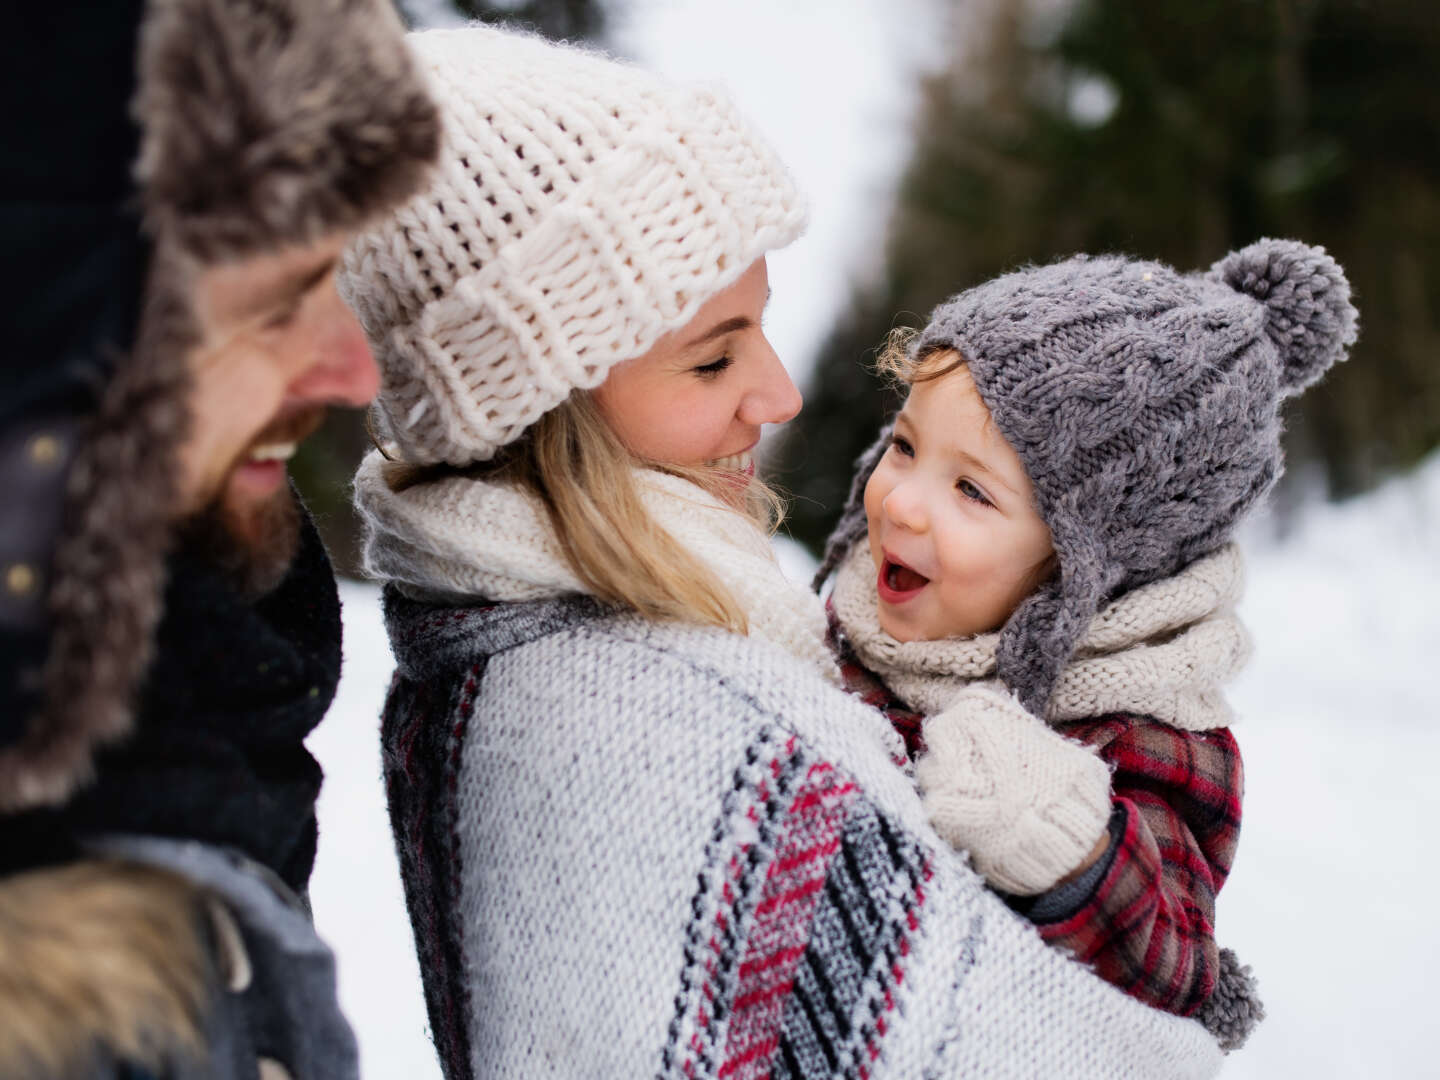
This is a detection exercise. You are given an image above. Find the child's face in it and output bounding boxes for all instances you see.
[863,359,1054,642]
[593,257,801,473]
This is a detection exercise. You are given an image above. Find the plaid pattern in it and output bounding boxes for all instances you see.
[829,621,926,765]
[830,621,1243,1019]
[1040,716,1241,1017]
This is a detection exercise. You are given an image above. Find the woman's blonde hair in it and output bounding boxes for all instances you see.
[380,392,784,633]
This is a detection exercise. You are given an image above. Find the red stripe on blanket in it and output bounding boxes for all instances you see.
[717,762,859,1080]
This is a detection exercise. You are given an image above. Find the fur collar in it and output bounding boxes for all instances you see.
[0,859,210,1077]
[0,249,191,814]
[831,543,1250,730]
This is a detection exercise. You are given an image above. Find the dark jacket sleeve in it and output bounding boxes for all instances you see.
[0,0,150,751]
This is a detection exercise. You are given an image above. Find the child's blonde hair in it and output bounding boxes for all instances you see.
[381,391,783,634]
[873,326,962,386]
[873,328,1002,443]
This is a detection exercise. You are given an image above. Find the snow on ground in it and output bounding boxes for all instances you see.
[1217,455,1440,1079]
[311,452,1440,1078]
[308,587,435,1079]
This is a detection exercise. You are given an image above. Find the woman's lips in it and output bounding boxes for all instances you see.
[711,449,757,477]
[876,553,930,604]
[706,449,758,506]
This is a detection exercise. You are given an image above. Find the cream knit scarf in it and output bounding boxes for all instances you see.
[352,450,840,682]
[830,542,1251,730]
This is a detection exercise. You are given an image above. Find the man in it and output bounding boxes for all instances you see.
[0,1,437,1076]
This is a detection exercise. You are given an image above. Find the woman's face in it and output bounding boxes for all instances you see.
[593,258,801,473]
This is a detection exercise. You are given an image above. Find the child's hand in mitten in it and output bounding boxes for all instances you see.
[915,685,1112,895]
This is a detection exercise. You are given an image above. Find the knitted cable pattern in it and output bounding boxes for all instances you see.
[820,240,1355,720]
[338,26,806,465]
[915,684,1115,894]
[914,241,1354,718]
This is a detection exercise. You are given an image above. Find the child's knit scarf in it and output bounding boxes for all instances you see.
[352,450,840,682]
[830,542,1250,730]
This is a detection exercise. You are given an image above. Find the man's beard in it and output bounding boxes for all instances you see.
[175,408,324,600]
[177,481,303,601]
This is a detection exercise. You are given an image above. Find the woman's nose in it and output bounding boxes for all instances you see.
[738,338,802,426]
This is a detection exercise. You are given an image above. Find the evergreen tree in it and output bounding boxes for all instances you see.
[416,0,608,39]
[776,0,1440,554]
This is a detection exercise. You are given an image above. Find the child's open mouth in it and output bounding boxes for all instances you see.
[877,556,930,604]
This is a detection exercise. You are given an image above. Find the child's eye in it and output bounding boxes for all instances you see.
[957,478,992,507]
[889,435,914,457]
[693,355,733,378]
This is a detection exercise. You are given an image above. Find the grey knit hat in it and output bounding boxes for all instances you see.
[818,238,1358,718]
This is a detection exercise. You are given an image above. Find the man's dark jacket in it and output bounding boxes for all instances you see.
[0,3,437,1077]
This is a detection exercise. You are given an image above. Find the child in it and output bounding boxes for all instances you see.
[816,239,1357,1051]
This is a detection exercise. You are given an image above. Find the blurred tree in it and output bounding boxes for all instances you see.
[412,0,609,38]
[774,0,1440,554]
[294,0,612,576]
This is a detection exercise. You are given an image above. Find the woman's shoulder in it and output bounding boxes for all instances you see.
[384,587,837,710]
[424,599,1228,1078]
[496,604,930,822]
[381,587,609,679]
[385,591,920,816]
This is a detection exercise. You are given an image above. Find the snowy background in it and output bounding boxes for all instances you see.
[309,4,1440,1076]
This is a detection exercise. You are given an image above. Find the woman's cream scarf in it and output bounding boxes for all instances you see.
[830,541,1251,730]
[353,451,839,682]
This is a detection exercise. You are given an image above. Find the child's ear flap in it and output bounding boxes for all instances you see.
[812,418,895,592]
[995,526,1107,720]
[995,580,1069,720]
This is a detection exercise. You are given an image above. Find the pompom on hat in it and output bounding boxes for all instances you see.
[339,25,807,465]
[819,239,1358,718]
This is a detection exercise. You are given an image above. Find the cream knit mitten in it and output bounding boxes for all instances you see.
[916,686,1113,896]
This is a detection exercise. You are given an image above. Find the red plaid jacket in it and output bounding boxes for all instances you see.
[830,621,1244,1019]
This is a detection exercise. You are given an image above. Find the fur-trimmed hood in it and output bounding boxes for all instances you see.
[0,837,361,1080]
[0,859,210,1078]
[0,0,439,814]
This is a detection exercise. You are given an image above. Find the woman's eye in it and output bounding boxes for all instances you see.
[890,435,914,457]
[957,478,992,506]
[693,355,733,378]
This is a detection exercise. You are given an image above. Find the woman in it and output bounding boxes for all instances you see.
[342,25,1227,1080]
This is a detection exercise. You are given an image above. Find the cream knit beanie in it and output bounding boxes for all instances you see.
[338,25,807,465]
